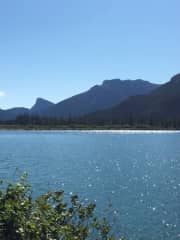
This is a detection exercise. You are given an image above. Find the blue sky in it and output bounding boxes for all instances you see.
[0,0,179,109]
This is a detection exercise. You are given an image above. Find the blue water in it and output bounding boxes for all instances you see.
[0,130,180,239]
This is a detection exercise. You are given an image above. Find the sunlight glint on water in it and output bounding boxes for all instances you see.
[0,130,180,239]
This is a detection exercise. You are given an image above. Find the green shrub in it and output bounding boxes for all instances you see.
[0,174,115,240]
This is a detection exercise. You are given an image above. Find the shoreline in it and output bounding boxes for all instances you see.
[0,125,180,133]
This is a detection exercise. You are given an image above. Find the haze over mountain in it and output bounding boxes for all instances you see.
[86,74,180,123]
[0,79,159,121]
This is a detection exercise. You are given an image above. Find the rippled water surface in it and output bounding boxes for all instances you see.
[0,130,180,239]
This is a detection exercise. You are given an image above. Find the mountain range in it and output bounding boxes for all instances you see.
[85,73,180,124]
[0,78,159,121]
[1,73,180,124]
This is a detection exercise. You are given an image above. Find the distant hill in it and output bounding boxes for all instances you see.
[30,98,54,115]
[41,79,159,118]
[85,74,180,124]
[0,108,29,121]
[0,98,54,121]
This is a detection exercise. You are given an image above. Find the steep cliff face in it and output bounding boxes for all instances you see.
[30,98,54,114]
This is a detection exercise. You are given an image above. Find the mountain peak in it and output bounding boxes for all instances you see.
[170,73,180,83]
[31,98,54,113]
[35,97,50,104]
[102,79,121,86]
[102,78,154,86]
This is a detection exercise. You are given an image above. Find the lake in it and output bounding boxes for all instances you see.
[0,130,180,239]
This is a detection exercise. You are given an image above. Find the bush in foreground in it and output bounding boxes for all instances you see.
[0,174,115,240]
